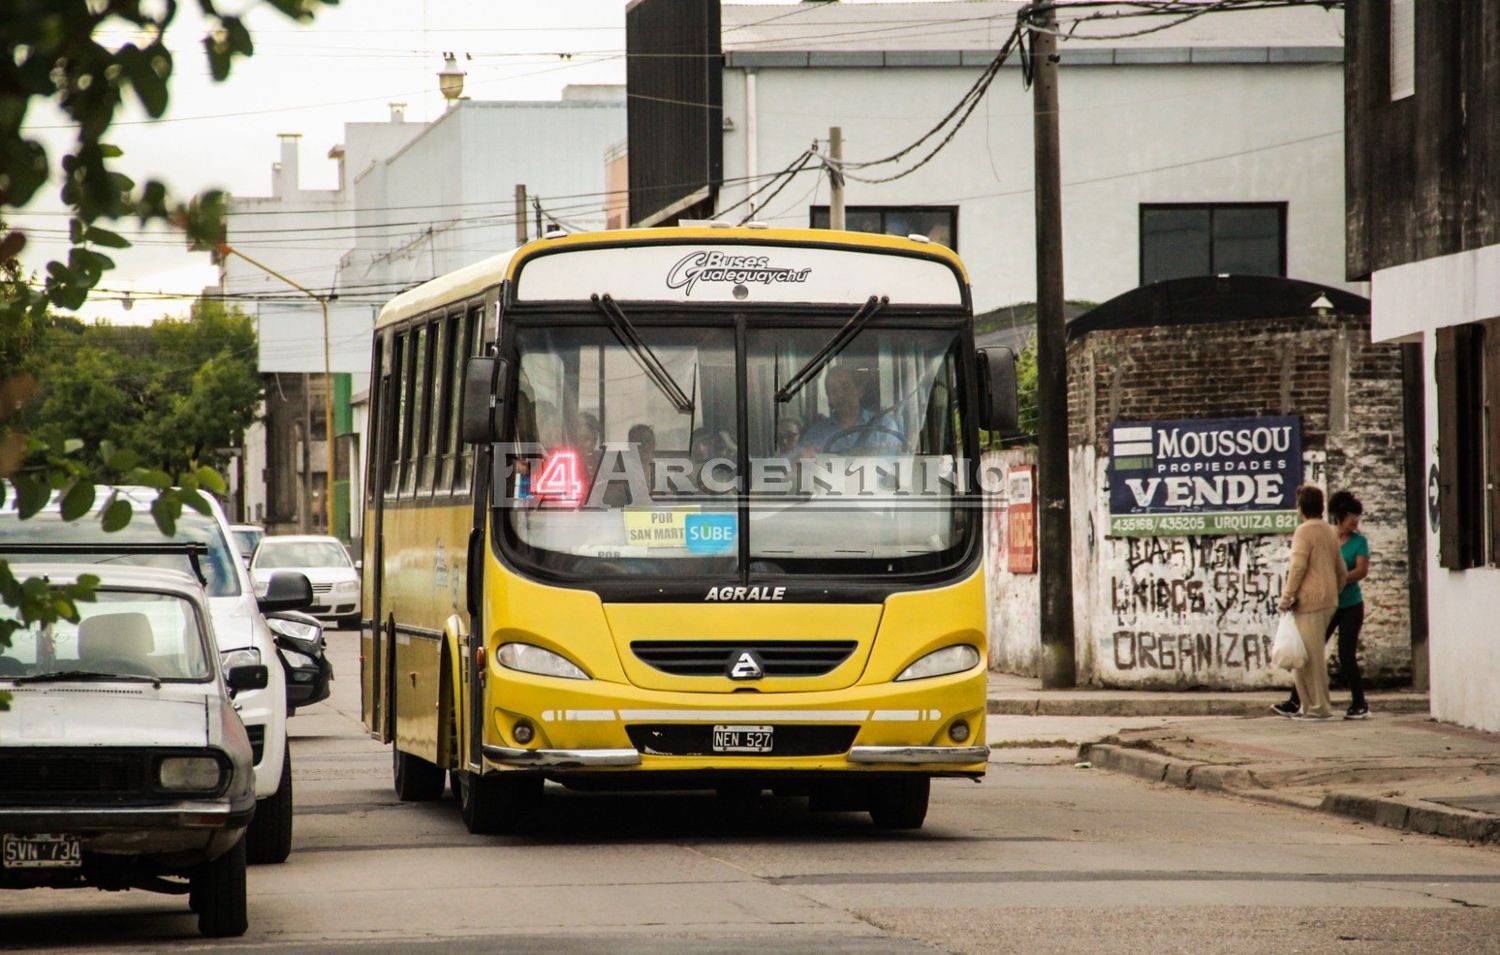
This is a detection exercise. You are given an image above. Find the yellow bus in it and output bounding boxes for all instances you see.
[361,227,1016,832]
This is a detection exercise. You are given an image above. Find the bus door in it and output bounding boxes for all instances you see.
[366,369,397,741]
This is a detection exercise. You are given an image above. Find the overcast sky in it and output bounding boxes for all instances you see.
[16,0,842,324]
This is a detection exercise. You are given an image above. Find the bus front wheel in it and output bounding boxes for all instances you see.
[458,770,543,835]
[393,745,446,802]
[868,777,930,830]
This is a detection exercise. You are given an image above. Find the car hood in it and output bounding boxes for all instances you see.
[0,685,210,747]
[254,567,357,587]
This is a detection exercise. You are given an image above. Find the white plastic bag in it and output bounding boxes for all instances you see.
[1271,612,1307,671]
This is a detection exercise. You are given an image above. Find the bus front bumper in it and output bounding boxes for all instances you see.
[480,667,989,775]
[481,743,990,768]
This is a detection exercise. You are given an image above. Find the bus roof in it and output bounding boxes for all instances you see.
[374,227,970,330]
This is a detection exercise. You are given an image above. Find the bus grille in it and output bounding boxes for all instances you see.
[630,641,857,678]
[625,725,859,757]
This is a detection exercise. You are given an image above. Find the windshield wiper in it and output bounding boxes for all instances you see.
[10,669,161,688]
[591,293,694,413]
[775,295,888,403]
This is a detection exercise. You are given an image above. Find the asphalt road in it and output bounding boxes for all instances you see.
[3,631,1499,954]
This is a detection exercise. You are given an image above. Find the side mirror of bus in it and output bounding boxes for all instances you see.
[460,357,508,444]
[977,347,1019,436]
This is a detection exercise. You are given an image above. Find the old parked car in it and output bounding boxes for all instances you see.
[0,488,311,865]
[250,535,361,629]
[0,565,262,937]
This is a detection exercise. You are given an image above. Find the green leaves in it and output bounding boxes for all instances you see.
[100,496,132,532]
[58,479,96,520]
[11,473,50,518]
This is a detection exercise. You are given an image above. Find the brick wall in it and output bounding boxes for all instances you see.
[1003,312,1413,688]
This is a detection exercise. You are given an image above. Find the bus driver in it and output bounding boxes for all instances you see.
[798,365,904,455]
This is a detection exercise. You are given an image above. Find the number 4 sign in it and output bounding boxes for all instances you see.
[533,449,583,506]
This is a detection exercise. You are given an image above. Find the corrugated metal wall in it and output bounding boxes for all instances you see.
[626,0,722,225]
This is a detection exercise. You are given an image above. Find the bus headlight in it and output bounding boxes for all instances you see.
[496,643,590,680]
[895,645,981,682]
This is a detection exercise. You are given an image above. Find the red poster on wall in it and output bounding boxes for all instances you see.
[1007,465,1037,574]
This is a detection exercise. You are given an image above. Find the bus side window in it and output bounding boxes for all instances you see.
[366,333,384,506]
[417,317,441,495]
[388,331,408,498]
[437,309,462,493]
[404,324,429,497]
[455,304,483,495]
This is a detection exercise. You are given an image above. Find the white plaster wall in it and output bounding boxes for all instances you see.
[1370,246,1500,732]
[720,62,1350,311]
[1422,328,1500,732]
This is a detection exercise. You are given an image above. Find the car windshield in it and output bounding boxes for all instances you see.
[0,509,242,598]
[0,590,213,681]
[499,320,971,579]
[254,541,352,570]
[231,528,263,558]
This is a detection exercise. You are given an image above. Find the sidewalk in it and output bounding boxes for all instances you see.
[985,671,1430,716]
[986,672,1500,847]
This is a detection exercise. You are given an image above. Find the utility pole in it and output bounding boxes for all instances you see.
[514,184,528,245]
[828,126,845,230]
[533,196,544,240]
[1030,8,1076,688]
[218,243,337,537]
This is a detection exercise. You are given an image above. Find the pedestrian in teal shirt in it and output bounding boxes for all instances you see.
[1273,490,1370,720]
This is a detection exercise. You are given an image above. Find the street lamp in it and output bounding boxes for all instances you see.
[438,53,465,108]
[217,242,337,537]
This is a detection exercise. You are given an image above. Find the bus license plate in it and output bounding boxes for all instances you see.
[3,834,82,869]
[712,725,774,754]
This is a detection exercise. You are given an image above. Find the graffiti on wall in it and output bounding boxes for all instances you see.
[1103,533,1287,679]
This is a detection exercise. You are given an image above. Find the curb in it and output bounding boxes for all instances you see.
[1078,742,1500,845]
[989,695,1430,718]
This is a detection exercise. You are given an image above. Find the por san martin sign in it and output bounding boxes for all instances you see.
[1108,415,1302,537]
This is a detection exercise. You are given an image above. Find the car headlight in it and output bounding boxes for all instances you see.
[334,580,360,593]
[267,617,320,642]
[157,755,225,793]
[895,644,981,682]
[281,648,316,670]
[496,643,590,680]
[220,647,262,670]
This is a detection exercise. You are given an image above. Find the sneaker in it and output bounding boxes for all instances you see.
[1344,704,1370,720]
[1290,711,1332,721]
[1270,701,1299,718]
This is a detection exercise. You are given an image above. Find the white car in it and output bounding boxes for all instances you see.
[0,565,260,937]
[227,523,265,568]
[250,535,361,629]
[0,488,308,865]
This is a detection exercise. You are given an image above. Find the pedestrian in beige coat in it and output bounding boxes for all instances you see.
[1276,485,1348,719]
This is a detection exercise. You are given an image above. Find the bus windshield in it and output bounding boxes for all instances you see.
[501,319,972,579]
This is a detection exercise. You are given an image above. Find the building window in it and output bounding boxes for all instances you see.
[1436,320,1500,569]
[1390,0,1415,101]
[810,206,957,250]
[1139,203,1286,285]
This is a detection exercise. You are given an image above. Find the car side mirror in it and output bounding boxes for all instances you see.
[460,356,509,445]
[354,559,363,572]
[227,664,270,692]
[977,346,1019,436]
[257,571,313,613]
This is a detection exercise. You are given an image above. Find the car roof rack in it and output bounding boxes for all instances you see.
[2,542,210,587]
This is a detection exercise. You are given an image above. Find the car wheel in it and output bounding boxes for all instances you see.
[246,745,293,864]
[393,745,446,801]
[192,837,248,938]
[868,776,930,830]
[458,770,543,835]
